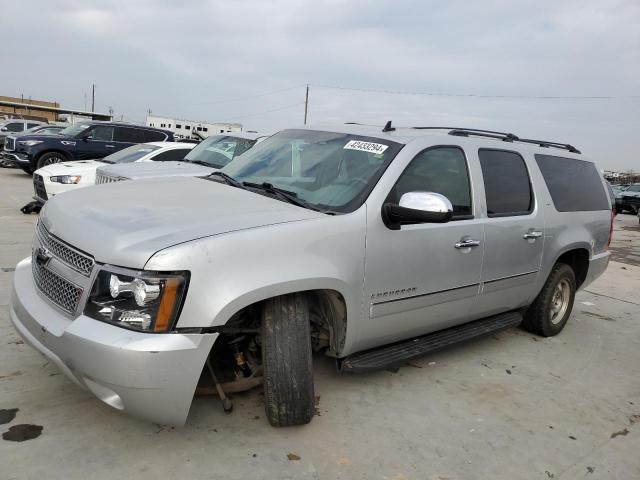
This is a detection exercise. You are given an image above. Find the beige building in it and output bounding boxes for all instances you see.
[0,95,60,122]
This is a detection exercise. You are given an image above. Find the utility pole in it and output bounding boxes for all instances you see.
[303,84,309,125]
[91,84,95,112]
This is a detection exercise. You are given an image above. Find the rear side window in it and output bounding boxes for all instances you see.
[479,149,533,217]
[535,154,610,211]
[388,146,472,219]
[151,149,190,162]
[115,127,145,143]
[27,123,40,129]
[143,130,167,142]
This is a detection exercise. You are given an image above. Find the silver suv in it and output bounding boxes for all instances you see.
[10,124,613,427]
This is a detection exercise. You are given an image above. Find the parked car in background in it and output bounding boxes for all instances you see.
[1,124,65,168]
[10,121,174,174]
[95,132,264,184]
[616,183,640,214]
[32,142,195,202]
[10,125,612,427]
[0,119,47,148]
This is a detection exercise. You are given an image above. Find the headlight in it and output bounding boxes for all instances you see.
[19,140,43,147]
[50,175,81,184]
[84,267,189,332]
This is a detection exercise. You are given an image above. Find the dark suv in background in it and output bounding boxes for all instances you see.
[11,121,174,173]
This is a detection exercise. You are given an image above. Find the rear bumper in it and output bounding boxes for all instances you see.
[581,251,610,290]
[10,257,217,426]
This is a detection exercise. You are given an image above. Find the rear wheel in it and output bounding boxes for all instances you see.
[261,293,314,427]
[36,152,67,170]
[522,263,576,337]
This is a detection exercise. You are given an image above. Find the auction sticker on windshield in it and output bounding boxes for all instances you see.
[343,140,389,155]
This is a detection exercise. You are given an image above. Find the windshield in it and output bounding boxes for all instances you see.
[102,144,161,163]
[184,135,256,168]
[222,129,404,213]
[626,185,640,193]
[59,123,92,137]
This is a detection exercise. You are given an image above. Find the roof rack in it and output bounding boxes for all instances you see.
[412,127,581,154]
[343,123,581,154]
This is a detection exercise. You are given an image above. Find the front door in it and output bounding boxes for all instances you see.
[362,146,484,351]
[475,149,545,316]
[77,125,116,159]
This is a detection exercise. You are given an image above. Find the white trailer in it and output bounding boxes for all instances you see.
[146,115,242,140]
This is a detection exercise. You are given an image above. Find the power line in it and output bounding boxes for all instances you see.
[312,84,639,100]
[187,84,306,107]
[228,102,305,120]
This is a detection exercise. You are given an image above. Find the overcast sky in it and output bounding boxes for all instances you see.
[3,0,639,170]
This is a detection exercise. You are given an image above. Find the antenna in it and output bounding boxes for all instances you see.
[382,120,395,132]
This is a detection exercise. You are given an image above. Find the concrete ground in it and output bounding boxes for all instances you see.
[0,167,639,480]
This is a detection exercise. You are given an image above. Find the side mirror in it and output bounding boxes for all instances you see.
[382,192,453,230]
[0,127,8,132]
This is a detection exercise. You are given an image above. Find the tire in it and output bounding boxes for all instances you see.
[36,152,67,170]
[522,263,576,337]
[262,293,314,427]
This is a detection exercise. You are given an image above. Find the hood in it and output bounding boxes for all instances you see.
[36,159,105,176]
[99,161,215,180]
[41,176,324,268]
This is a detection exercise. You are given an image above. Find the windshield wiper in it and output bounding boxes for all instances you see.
[208,171,244,188]
[186,159,214,168]
[241,181,324,212]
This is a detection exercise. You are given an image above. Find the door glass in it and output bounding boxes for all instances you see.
[5,123,24,132]
[143,130,167,142]
[115,127,145,143]
[151,149,190,161]
[27,123,40,129]
[89,126,114,141]
[479,149,533,217]
[388,147,472,218]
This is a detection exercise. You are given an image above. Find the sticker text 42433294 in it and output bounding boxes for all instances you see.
[343,140,389,155]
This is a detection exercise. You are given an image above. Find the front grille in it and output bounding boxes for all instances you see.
[4,137,15,151]
[36,221,94,276]
[31,256,83,314]
[95,172,124,184]
[33,174,48,200]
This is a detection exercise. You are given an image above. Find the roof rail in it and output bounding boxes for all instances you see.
[413,127,580,154]
[345,123,581,154]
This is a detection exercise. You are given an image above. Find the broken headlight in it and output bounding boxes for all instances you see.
[84,267,189,333]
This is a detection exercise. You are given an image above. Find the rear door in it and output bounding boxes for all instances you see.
[475,149,544,315]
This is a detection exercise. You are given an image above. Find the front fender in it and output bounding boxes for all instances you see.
[145,209,367,356]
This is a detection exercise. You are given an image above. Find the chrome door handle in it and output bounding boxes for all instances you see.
[523,231,543,239]
[455,239,481,249]
[105,144,115,148]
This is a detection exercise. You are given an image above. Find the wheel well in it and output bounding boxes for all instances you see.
[217,289,348,355]
[36,150,71,163]
[556,249,589,288]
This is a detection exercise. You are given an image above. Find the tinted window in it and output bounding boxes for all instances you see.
[115,127,145,143]
[535,154,610,211]
[103,144,161,163]
[27,123,40,129]
[479,149,533,216]
[89,126,114,141]
[152,149,190,162]
[4,123,23,132]
[143,130,167,142]
[388,147,472,218]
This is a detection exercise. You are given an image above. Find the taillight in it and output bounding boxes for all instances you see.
[606,209,614,250]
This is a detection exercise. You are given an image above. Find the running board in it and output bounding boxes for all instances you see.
[340,311,522,373]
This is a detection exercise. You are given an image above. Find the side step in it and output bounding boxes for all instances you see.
[340,311,523,373]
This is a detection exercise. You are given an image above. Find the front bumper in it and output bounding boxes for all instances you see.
[10,257,217,426]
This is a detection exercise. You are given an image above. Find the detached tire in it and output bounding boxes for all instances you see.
[522,263,576,337]
[262,293,314,427]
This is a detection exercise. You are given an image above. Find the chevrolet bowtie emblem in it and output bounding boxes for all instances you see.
[35,246,52,267]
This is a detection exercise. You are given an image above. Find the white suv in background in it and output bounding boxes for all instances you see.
[32,142,194,202]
